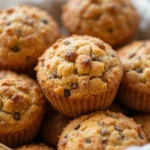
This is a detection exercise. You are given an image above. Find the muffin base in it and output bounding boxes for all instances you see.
[44,84,119,117]
[118,81,150,112]
[0,63,36,78]
[0,117,43,148]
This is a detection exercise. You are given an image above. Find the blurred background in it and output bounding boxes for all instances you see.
[1,0,150,40]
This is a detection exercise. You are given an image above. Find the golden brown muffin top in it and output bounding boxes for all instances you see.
[133,114,150,142]
[0,5,59,70]
[36,35,123,100]
[62,0,139,47]
[118,41,150,93]
[0,71,46,134]
[16,143,54,150]
[58,111,147,150]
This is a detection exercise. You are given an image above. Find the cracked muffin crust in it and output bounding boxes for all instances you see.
[36,35,123,117]
[117,41,150,112]
[0,71,46,147]
[0,5,60,75]
[133,114,150,142]
[62,0,139,47]
[16,143,54,150]
[58,111,147,150]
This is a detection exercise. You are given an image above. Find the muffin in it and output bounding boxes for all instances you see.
[40,105,71,147]
[36,35,123,117]
[108,101,131,116]
[62,0,139,47]
[125,144,150,150]
[133,114,150,142]
[58,111,147,150]
[0,143,12,150]
[16,143,54,150]
[0,5,60,75]
[0,71,46,147]
[117,41,150,112]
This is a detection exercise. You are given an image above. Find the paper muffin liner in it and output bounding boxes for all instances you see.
[44,84,119,117]
[118,82,150,112]
[0,117,43,148]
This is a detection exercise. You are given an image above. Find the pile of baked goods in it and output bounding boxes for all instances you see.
[0,0,150,150]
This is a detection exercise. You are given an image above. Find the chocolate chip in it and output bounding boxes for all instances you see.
[11,45,20,52]
[42,63,45,67]
[122,2,127,7]
[136,68,143,73]
[92,54,97,61]
[64,41,70,45]
[64,134,68,139]
[15,30,22,37]
[85,139,91,144]
[48,76,52,79]
[64,89,71,98]
[52,72,58,78]
[129,53,136,59]
[93,15,100,20]
[102,137,107,144]
[42,80,44,83]
[115,126,122,132]
[116,135,121,140]
[5,22,11,26]
[108,28,113,33]
[26,56,31,60]
[139,133,144,139]
[96,42,105,50]
[111,54,115,57]
[70,83,78,89]
[81,57,91,65]
[65,52,77,62]
[98,58,102,62]
[74,124,80,130]
[74,68,78,74]
[13,112,20,120]
[120,133,125,139]
[101,128,108,135]
[91,0,99,4]
[42,19,48,24]
[98,122,104,127]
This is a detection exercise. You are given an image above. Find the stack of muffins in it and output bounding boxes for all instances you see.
[0,0,149,150]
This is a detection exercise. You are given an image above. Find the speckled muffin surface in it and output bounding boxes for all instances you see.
[0,5,59,73]
[117,41,150,112]
[0,71,46,147]
[36,35,123,117]
[58,111,147,150]
[133,114,150,142]
[62,0,139,47]
[16,143,54,150]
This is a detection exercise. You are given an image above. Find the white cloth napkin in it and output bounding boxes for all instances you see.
[125,144,150,150]
[132,0,150,40]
